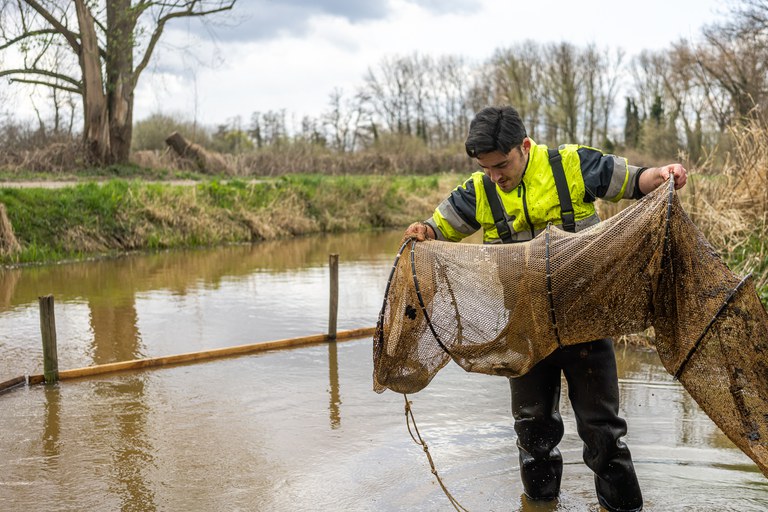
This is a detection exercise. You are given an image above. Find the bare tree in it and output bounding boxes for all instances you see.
[629,50,666,120]
[628,50,684,159]
[299,115,326,147]
[541,42,581,143]
[732,0,768,32]
[580,45,601,146]
[695,9,768,126]
[248,109,287,148]
[426,55,471,147]
[363,56,411,136]
[488,42,545,140]
[323,88,365,153]
[0,0,236,165]
[660,42,709,163]
[578,45,622,147]
[596,47,624,148]
[362,54,434,140]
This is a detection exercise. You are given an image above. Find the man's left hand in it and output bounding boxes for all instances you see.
[639,163,688,194]
[658,163,688,190]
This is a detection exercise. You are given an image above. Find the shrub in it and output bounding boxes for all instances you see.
[132,113,210,151]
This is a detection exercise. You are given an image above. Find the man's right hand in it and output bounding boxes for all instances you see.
[401,221,435,245]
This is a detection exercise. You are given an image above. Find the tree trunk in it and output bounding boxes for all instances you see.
[74,0,110,165]
[108,87,134,164]
[0,203,21,257]
[165,131,231,174]
[106,0,136,164]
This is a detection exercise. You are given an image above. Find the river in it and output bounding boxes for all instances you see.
[0,230,765,511]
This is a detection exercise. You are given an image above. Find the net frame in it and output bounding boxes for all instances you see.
[373,179,768,477]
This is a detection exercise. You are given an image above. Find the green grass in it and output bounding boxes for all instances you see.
[0,174,450,265]
[721,233,768,304]
[0,164,218,182]
[4,172,764,308]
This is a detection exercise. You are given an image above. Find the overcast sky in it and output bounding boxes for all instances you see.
[7,0,728,130]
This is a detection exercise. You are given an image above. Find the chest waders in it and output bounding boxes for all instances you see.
[484,151,643,512]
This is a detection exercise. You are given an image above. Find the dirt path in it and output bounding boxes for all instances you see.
[0,180,201,189]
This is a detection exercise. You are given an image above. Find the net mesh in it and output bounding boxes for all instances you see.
[373,180,768,477]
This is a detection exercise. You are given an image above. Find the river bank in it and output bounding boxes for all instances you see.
[0,175,457,265]
[1,173,766,307]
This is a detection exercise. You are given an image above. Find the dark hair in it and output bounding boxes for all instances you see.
[465,106,527,158]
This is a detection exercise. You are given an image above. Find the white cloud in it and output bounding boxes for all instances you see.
[135,0,725,127]
[5,0,727,129]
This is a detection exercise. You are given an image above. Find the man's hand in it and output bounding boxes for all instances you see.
[401,221,435,245]
[639,163,688,195]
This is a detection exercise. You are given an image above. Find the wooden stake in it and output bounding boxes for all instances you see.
[0,375,25,394]
[39,295,59,384]
[51,327,375,381]
[328,254,339,340]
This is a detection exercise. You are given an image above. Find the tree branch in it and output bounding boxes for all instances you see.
[92,13,108,35]
[0,67,82,88]
[133,0,236,84]
[9,77,82,94]
[132,0,155,18]
[0,28,60,51]
[22,0,81,53]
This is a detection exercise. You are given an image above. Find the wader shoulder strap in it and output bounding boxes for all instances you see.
[481,174,513,244]
[548,148,576,232]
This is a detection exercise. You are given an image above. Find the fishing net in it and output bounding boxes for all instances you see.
[373,179,768,477]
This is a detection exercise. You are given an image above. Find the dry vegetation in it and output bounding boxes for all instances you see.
[1,123,767,308]
[0,174,456,265]
[0,138,85,175]
[683,122,768,296]
[130,137,473,177]
[606,121,768,338]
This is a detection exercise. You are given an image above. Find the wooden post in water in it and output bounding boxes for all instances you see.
[328,254,339,340]
[39,295,59,384]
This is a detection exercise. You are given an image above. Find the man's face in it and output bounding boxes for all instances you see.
[476,138,531,193]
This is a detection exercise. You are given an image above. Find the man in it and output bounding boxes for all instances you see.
[402,105,687,512]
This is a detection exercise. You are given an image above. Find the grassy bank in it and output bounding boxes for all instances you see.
[1,171,766,304]
[0,174,456,265]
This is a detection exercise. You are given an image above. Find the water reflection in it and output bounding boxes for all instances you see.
[615,344,737,451]
[0,230,403,312]
[93,377,157,512]
[328,341,341,429]
[0,230,402,381]
[42,385,60,458]
[90,298,144,364]
[1,335,766,511]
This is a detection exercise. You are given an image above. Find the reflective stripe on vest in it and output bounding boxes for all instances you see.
[474,141,597,243]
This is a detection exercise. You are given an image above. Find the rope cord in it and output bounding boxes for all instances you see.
[662,175,675,266]
[396,247,469,512]
[674,273,752,379]
[544,223,563,347]
[376,241,468,510]
[403,394,470,512]
[374,240,411,361]
[409,239,456,358]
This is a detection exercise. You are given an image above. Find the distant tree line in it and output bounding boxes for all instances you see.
[2,1,768,169]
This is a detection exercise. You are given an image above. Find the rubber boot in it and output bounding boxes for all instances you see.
[561,339,643,512]
[510,358,565,500]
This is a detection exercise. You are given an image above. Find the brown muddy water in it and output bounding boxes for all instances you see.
[0,230,766,511]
